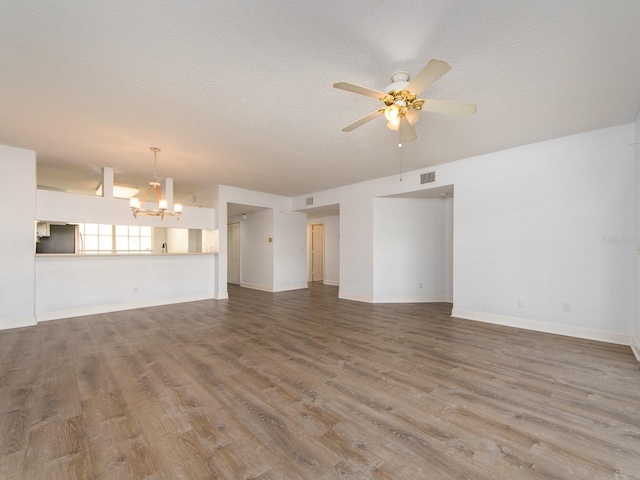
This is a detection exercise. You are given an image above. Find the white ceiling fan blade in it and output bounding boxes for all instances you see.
[342,109,384,132]
[405,108,419,125]
[406,58,451,95]
[400,117,417,143]
[333,82,388,100]
[421,99,477,117]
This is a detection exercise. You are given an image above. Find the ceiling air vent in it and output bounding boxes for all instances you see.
[306,197,314,206]
[420,172,436,184]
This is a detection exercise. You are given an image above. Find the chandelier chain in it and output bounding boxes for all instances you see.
[151,147,160,183]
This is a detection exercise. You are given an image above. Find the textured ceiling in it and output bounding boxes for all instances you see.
[1,1,640,202]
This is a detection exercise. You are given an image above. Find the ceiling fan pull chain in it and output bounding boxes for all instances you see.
[398,125,403,181]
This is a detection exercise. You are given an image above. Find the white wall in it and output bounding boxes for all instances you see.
[36,254,216,320]
[241,209,274,290]
[154,227,167,253]
[339,188,375,302]
[32,185,217,323]
[293,124,636,345]
[444,196,454,300]
[308,215,340,286]
[37,189,215,229]
[324,215,340,286]
[634,110,640,361]
[215,185,307,297]
[0,145,37,329]
[373,198,448,302]
[273,210,307,291]
[167,228,189,253]
[202,229,219,253]
[451,125,634,344]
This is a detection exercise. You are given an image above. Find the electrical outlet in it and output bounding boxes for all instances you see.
[419,282,423,288]
[563,302,571,312]
[518,298,524,307]
[133,286,139,294]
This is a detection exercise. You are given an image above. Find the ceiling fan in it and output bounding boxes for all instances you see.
[333,58,476,143]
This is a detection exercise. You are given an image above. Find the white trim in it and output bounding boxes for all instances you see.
[240,282,308,293]
[452,308,632,346]
[323,280,339,286]
[339,292,374,303]
[442,296,453,304]
[273,283,308,292]
[0,316,37,331]
[631,336,640,362]
[373,295,452,304]
[214,292,229,300]
[239,282,272,292]
[36,293,214,322]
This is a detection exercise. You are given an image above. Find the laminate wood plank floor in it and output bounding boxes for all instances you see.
[1,283,639,479]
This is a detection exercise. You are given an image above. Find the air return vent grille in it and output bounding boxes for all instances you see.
[420,172,436,184]
[306,197,314,206]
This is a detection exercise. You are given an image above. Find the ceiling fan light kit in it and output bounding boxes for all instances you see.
[333,58,477,143]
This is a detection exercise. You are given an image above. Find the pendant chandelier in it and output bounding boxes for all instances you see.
[129,147,182,220]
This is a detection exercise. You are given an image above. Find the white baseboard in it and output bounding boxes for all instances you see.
[240,282,308,293]
[273,284,308,292]
[339,292,374,303]
[338,292,451,304]
[214,292,229,300]
[36,293,215,322]
[323,280,340,286]
[0,315,37,331]
[452,308,632,346]
[240,282,272,292]
[373,295,453,304]
[632,336,640,362]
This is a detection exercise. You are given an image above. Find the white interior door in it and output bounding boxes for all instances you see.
[227,222,241,285]
[311,224,324,282]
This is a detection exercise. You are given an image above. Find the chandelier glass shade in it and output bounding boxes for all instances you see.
[129,147,182,220]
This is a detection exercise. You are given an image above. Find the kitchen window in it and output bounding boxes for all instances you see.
[78,224,152,254]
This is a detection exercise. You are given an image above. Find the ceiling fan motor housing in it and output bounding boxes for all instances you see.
[386,71,410,92]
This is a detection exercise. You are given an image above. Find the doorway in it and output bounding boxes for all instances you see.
[311,223,324,282]
[227,222,241,285]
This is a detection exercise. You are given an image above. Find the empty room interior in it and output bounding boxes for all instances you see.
[1,2,640,479]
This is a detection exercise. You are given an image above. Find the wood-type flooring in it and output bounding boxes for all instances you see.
[0,283,639,479]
